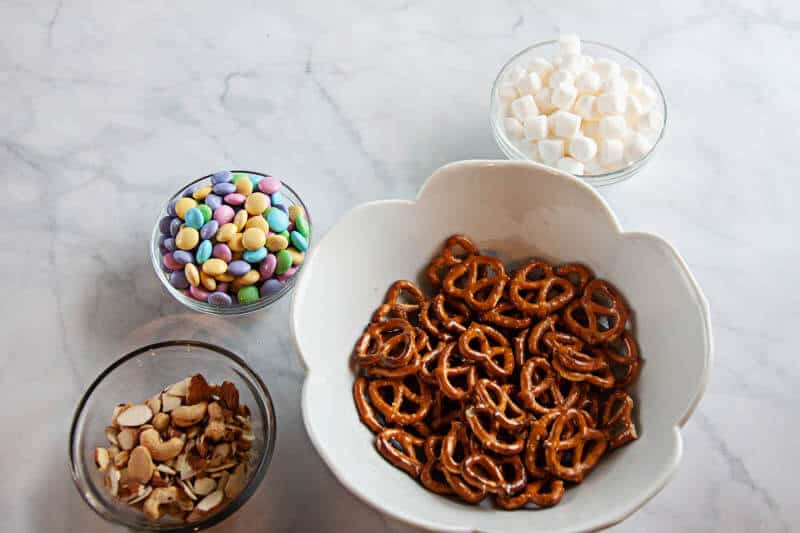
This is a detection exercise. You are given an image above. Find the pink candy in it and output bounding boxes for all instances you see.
[224,193,246,206]
[189,285,210,301]
[277,266,297,282]
[212,243,232,263]
[163,252,182,270]
[213,205,235,224]
[258,176,281,194]
[259,253,277,280]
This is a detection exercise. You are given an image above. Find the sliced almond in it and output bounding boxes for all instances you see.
[224,463,247,499]
[127,446,154,484]
[145,394,161,414]
[204,462,236,473]
[105,468,121,497]
[156,464,176,475]
[117,428,138,451]
[112,450,130,468]
[165,377,190,398]
[111,404,130,428]
[128,484,152,504]
[94,448,110,471]
[193,477,216,496]
[105,427,120,446]
[178,479,198,501]
[211,442,231,462]
[216,471,229,493]
[195,489,224,512]
[161,394,182,413]
[116,404,153,427]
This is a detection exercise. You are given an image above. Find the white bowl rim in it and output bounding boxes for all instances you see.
[290,159,713,532]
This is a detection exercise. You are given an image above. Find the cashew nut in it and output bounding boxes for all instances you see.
[139,428,184,462]
[171,402,207,427]
[152,412,170,432]
[143,486,178,521]
[204,402,226,441]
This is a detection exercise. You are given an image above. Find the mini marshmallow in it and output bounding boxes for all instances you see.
[635,85,657,112]
[638,110,663,132]
[560,53,586,75]
[515,72,542,95]
[527,58,554,81]
[558,34,581,56]
[551,110,581,138]
[551,83,578,110]
[569,136,598,162]
[576,70,602,94]
[603,76,629,95]
[599,115,626,139]
[625,93,644,117]
[503,117,524,139]
[582,121,600,139]
[596,92,627,115]
[510,95,539,121]
[498,82,518,103]
[523,115,548,141]
[548,70,574,89]
[592,58,621,81]
[508,65,528,86]
[599,138,624,165]
[537,139,564,164]
[622,68,643,92]
[534,87,556,114]
[573,94,597,120]
[624,132,653,162]
[556,157,585,175]
[520,141,541,162]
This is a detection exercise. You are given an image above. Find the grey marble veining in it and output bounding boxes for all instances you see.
[1,0,797,531]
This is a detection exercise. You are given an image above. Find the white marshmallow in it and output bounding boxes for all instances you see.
[581,121,600,139]
[537,139,564,164]
[583,158,603,175]
[599,115,626,139]
[556,157,585,175]
[523,115,548,141]
[558,34,581,56]
[548,70,574,89]
[534,87,556,114]
[573,94,597,120]
[603,76,629,95]
[582,55,595,68]
[510,95,539,121]
[503,117,524,138]
[625,93,644,117]
[498,82,518,103]
[527,58,554,81]
[569,135,598,162]
[638,110,663,132]
[551,83,578,110]
[592,59,621,81]
[635,85,657,112]
[515,72,542,95]
[551,110,582,138]
[508,65,528,86]
[599,139,624,165]
[560,53,586,75]
[576,70,602,94]
[596,92,627,115]
[622,68,643,92]
[624,132,653,162]
[520,141,541,162]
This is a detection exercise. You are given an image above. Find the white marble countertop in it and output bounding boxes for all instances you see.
[2,1,796,531]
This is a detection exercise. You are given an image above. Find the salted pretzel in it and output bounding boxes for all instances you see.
[563,279,629,344]
[367,375,431,426]
[432,293,472,334]
[523,411,561,479]
[464,404,526,456]
[554,263,594,292]
[419,435,454,495]
[372,280,426,323]
[601,331,641,389]
[442,255,508,312]
[495,477,565,509]
[544,409,608,483]
[479,301,532,330]
[518,358,584,415]
[471,379,529,431]
[552,346,616,389]
[426,234,480,287]
[462,453,527,496]
[458,323,515,378]
[602,390,638,449]
[375,428,426,478]
[508,260,576,317]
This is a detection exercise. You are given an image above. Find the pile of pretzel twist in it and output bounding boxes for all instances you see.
[352,235,640,509]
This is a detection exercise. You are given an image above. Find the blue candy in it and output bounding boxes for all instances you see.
[267,208,289,232]
[169,217,182,237]
[204,193,223,210]
[163,238,176,252]
[249,175,262,189]
[260,279,283,296]
[211,170,232,184]
[173,250,194,265]
[208,291,233,306]
[196,239,213,264]
[212,182,236,195]
[290,231,308,252]
[242,247,267,263]
[169,270,189,289]
[228,260,252,276]
[184,207,205,229]
[199,220,219,240]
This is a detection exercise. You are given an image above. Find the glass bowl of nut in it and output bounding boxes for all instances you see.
[69,341,276,531]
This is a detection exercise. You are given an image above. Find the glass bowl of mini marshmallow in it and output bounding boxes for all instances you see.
[491,35,667,186]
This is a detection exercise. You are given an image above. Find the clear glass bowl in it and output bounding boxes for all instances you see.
[69,341,277,532]
[151,171,311,316]
[490,40,667,186]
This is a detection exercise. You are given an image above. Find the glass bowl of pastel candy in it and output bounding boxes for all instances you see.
[490,35,667,186]
[151,170,311,316]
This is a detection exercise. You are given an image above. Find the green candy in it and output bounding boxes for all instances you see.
[231,173,248,183]
[237,285,259,304]
[279,230,290,240]
[198,204,212,223]
[275,249,292,275]
[295,214,310,239]
[263,206,274,218]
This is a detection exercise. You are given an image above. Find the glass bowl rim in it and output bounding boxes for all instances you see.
[150,170,312,316]
[489,39,668,186]
[68,339,277,532]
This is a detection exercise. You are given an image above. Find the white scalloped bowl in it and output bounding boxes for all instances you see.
[290,160,712,532]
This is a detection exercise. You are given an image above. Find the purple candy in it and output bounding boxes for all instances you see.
[228,260,251,276]
[169,217,182,237]
[167,198,178,216]
[169,270,189,289]
[163,237,176,252]
[157,235,168,253]
[212,182,236,195]
[212,243,232,263]
[158,216,173,235]
[259,254,277,280]
[260,279,283,296]
[286,222,295,232]
[199,220,219,240]
[189,285,210,302]
[224,193,247,206]
[173,250,194,264]
[213,205,235,225]
[258,176,281,194]
[183,184,201,198]
[205,193,223,210]
[211,170,232,184]
[277,266,297,282]
[163,252,182,271]
[208,291,233,306]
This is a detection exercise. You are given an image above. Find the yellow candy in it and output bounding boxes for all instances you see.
[192,186,212,201]
[214,272,235,282]
[228,233,245,252]
[245,192,270,216]
[200,271,217,291]
[175,227,199,250]
[175,198,197,220]
[232,270,260,291]
[288,205,304,222]
[216,223,237,243]
[201,258,228,276]
[266,234,289,252]
[288,247,305,265]
[234,209,248,231]
[184,263,200,287]
[245,215,269,233]
[236,177,253,196]
[242,228,267,250]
